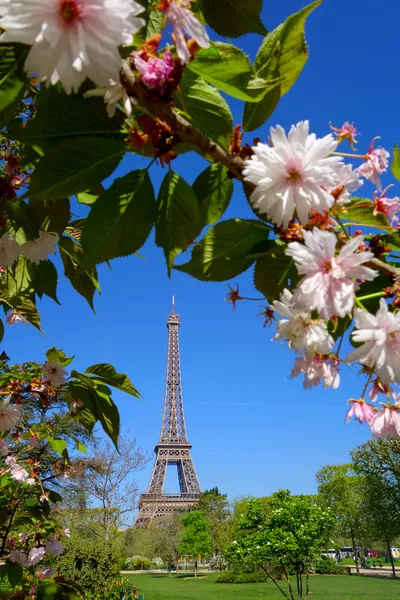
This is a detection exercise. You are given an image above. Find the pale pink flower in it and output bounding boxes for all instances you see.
[40,492,49,503]
[330,122,359,150]
[0,233,20,269]
[134,50,174,94]
[9,550,29,567]
[19,532,29,543]
[345,399,374,424]
[9,463,29,483]
[370,405,400,438]
[63,528,71,538]
[45,537,64,556]
[0,0,146,93]
[69,399,84,413]
[330,164,363,205]
[243,121,344,229]
[286,228,377,319]
[0,439,9,455]
[6,311,29,326]
[290,355,340,390]
[28,435,40,448]
[7,538,16,549]
[357,138,389,189]
[164,0,210,64]
[0,401,22,431]
[21,231,59,264]
[87,79,134,117]
[37,567,56,579]
[27,546,46,566]
[272,288,334,356]
[373,186,400,226]
[369,379,394,402]
[42,362,68,387]
[347,299,400,384]
[26,477,36,486]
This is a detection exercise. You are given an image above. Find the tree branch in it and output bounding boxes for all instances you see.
[121,61,400,281]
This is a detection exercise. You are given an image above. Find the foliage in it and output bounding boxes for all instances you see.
[179,511,212,574]
[215,570,267,583]
[124,555,151,570]
[208,555,228,572]
[198,488,230,555]
[315,556,344,575]
[226,491,334,600]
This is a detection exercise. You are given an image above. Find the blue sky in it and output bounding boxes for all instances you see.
[4,0,400,508]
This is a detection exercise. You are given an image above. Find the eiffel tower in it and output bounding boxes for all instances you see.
[134,297,201,526]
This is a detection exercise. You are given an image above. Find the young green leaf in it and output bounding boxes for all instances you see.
[200,0,267,37]
[29,137,125,200]
[156,171,200,274]
[337,197,389,228]
[81,170,156,269]
[175,70,233,148]
[84,363,141,398]
[253,242,298,302]
[392,144,400,182]
[46,346,74,367]
[175,219,270,281]
[0,44,28,129]
[47,437,68,457]
[193,164,234,230]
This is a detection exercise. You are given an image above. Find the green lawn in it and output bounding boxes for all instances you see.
[124,572,400,599]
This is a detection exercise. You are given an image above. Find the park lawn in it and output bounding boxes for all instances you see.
[124,572,399,599]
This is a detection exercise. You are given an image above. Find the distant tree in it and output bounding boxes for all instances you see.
[65,435,149,541]
[316,464,366,572]
[226,491,333,600]
[198,487,230,556]
[179,511,212,576]
[351,438,400,484]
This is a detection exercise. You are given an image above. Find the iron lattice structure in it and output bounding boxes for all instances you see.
[134,300,201,526]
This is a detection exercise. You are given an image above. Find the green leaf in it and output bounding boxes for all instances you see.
[47,437,68,457]
[243,1,320,131]
[175,70,233,148]
[200,0,267,37]
[92,383,120,447]
[47,490,63,503]
[155,171,200,274]
[0,44,28,129]
[28,198,70,234]
[37,581,59,600]
[357,273,393,313]
[0,507,8,526]
[392,143,400,182]
[29,137,125,200]
[59,236,100,310]
[175,219,270,281]
[146,9,163,37]
[81,170,156,268]
[3,258,32,298]
[84,363,141,398]
[12,85,124,151]
[7,563,23,588]
[193,164,233,229]
[187,43,276,102]
[67,382,97,431]
[77,191,97,205]
[337,197,389,228]
[28,260,59,304]
[253,242,298,302]
[386,232,400,252]
[46,346,74,367]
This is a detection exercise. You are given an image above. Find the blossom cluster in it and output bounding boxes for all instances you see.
[0,231,59,269]
[241,120,400,438]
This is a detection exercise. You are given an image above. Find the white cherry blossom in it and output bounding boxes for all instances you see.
[242,121,344,228]
[290,355,340,390]
[21,231,59,264]
[164,0,210,64]
[286,228,377,320]
[0,233,20,269]
[0,401,22,431]
[347,299,400,384]
[42,362,68,387]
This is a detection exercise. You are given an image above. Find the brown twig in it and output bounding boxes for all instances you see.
[121,61,400,282]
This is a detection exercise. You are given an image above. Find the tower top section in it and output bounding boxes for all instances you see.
[167,294,180,326]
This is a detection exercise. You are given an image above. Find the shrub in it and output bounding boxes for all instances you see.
[151,557,164,568]
[215,571,267,584]
[125,555,151,570]
[209,555,228,572]
[315,556,344,575]
[54,537,123,599]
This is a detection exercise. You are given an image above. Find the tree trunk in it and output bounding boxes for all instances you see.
[194,560,197,577]
[387,540,397,578]
[351,535,359,574]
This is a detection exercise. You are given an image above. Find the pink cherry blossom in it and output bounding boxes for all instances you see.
[0,0,146,93]
[63,528,71,538]
[9,462,29,483]
[369,379,394,402]
[27,546,46,566]
[357,138,389,189]
[134,50,174,94]
[6,311,29,326]
[162,0,210,64]
[45,537,64,556]
[0,439,9,455]
[40,492,49,503]
[0,401,22,431]
[330,122,359,150]
[42,362,68,387]
[347,299,400,384]
[373,186,400,226]
[37,568,56,579]
[9,550,29,567]
[286,228,377,319]
[330,164,363,205]
[19,532,29,543]
[345,399,374,424]
[290,355,340,390]
[69,399,84,413]
[243,121,344,229]
[370,405,400,438]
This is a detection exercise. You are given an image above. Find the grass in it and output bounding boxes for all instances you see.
[124,572,400,599]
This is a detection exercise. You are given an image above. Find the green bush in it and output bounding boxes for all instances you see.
[54,537,123,599]
[315,556,344,575]
[215,571,267,584]
[125,555,151,570]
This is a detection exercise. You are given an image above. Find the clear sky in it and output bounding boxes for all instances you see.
[4,0,400,509]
